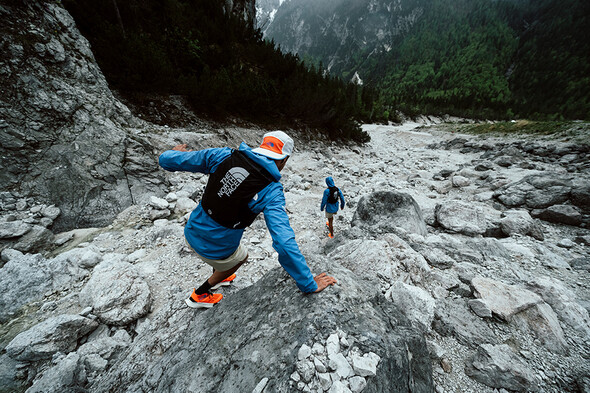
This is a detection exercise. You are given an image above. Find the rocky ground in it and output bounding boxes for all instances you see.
[1,117,589,393]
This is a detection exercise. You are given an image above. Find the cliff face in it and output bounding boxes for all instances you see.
[259,0,425,78]
[224,0,257,27]
[0,1,165,232]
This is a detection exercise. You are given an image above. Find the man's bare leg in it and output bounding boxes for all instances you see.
[328,217,334,237]
[207,255,248,287]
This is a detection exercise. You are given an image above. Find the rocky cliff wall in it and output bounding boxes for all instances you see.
[0,1,165,232]
[224,0,257,27]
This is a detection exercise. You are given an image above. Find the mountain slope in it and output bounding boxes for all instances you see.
[261,0,590,120]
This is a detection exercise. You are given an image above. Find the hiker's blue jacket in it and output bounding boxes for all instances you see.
[159,142,317,293]
[320,176,345,214]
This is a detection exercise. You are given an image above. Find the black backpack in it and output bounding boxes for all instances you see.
[327,186,339,204]
[201,150,274,229]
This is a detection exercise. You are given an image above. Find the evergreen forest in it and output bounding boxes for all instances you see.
[62,0,380,142]
[351,0,590,120]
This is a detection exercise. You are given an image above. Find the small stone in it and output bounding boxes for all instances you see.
[318,373,332,391]
[350,352,379,377]
[291,371,301,382]
[348,376,367,393]
[557,239,575,248]
[297,360,315,382]
[79,307,93,317]
[328,353,353,379]
[328,380,352,393]
[314,357,327,373]
[326,333,340,356]
[149,196,169,210]
[468,299,492,318]
[252,377,269,393]
[440,358,452,373]
[298,344,312,360]
[311,342,325,355]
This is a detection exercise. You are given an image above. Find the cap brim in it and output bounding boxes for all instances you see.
[251,147,288,160]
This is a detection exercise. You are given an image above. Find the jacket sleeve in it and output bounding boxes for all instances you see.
[158,148,231,174]
[320,189,328,211]
[338,189,346,209]
[263,193,318,293]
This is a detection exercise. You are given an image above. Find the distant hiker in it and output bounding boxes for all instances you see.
[320,176,345,238]
[159,131,337,309]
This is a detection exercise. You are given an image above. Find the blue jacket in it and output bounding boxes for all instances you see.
[320,177,345,214]
[159,142,317,293]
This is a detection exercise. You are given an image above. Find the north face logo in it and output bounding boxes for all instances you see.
[217,167,250,197]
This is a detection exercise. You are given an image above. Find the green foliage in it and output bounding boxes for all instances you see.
[296,0,589,121]
[62,0,375,142]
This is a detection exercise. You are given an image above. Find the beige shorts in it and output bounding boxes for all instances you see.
[186,240,248,272]
[325,212,336,218]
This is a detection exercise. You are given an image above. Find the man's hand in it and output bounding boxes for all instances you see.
[314,272,337,292]
[173,144,190,152]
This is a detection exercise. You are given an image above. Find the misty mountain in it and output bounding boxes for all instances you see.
[260,0,590,120]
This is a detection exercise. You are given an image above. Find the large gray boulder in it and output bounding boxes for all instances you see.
[0,249,92,323]
[494,174,572,209]
[465,344,540,391]
[435,201,486,236]
[5,315,98,361]
[79,260,152,326]
[0,254,55,323]
[352,191,428,236]
[0,2,165,232]
[92,261,434,392]
[532,204,584,226]
[471,276,542,321]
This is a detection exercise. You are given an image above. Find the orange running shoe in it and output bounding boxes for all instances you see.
[328,233,334,239]
[185,290,223,309]
[211,273,236,290]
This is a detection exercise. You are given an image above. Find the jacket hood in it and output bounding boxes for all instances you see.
[325,176,335,187]
[239,142,281,181]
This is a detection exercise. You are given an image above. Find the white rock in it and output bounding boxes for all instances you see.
[349,376,367,393]
[350,352,379,377]
[298,344,312,360]
[41,204,61,220]
[149,196,169,210]
[452,175,470,187]
[312,342,325,355]
[471,275,542,321]
[318,372,332,391]
[297,360,315,382]
[328,353,353,379]
[1,248,24,262]
[328,380,352,393]
[314,357,327,373]
[175,197,197,213]
[165,192,178,202]
[326,333,341,356]
[252,377,268,393]
[290,371,301,382]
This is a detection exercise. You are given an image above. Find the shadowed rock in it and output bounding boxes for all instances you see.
[0,2,165,232]
[465,344,540,391]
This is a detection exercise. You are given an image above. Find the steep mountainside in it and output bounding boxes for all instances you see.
[261,0,590,120]
[262,0,426,80]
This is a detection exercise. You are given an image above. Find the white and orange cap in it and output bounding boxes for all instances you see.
[251,131,294,160]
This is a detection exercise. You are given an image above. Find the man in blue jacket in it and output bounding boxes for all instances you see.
[320,176,346,238]
[159,131,337,308]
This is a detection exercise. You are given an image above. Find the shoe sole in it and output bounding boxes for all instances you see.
[211,281,232,290]
[185,298,214,309]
